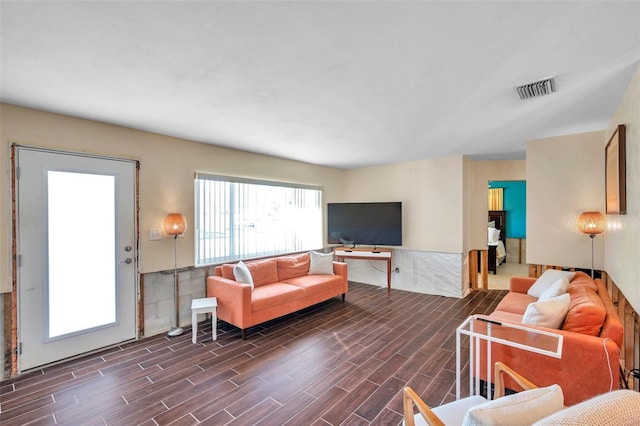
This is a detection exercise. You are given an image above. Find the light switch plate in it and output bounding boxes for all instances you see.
[149,227,163,241]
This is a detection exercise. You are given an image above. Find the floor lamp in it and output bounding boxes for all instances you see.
[165,213,187,337]
[577,211,606,279]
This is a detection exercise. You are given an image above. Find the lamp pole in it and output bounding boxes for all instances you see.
[168,234,184,336]
[589,234,596,279]
[164,213,187,337]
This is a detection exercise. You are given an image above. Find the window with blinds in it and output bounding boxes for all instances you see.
[194,173,323,266]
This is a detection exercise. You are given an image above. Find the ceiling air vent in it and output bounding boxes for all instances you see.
[516,76,557,100]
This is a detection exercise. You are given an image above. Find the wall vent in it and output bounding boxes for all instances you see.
[516,76,557,100]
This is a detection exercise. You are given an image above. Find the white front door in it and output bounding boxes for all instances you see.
[16,147,137,371]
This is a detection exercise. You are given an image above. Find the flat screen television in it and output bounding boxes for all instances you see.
[327,202,402,247]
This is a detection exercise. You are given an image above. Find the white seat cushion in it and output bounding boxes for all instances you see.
[433,396,488,425]
[403,395,487,426]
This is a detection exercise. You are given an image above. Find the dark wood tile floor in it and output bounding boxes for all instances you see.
[0,282,507,425]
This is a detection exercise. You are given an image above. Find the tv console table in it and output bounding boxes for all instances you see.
[334,247,393,293]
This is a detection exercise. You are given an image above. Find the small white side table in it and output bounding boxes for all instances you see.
[190,297,217,344]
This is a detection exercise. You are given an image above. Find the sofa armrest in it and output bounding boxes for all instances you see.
[509,276,536,293]
[333,261,347,277]
[333,261,348,293]
[206,276,252,329]
[478,318,620,406]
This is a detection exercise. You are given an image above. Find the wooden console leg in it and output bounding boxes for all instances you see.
[241,329,246,340]
[342,293,345,302]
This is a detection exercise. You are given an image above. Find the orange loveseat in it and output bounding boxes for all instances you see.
[207,252,348,339]
[480,271,623,406]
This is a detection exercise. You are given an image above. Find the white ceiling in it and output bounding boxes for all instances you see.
[1,1,639,169]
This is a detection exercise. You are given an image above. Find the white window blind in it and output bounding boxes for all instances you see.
[195,173,322,265]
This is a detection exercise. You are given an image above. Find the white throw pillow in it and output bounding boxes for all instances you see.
[488,227,501,243]
[527,270,575,298]
[522,293,571,329]
[462,385,564,426]
[233,260,254,290]
[538,277,570,301]
[309,251,334,275]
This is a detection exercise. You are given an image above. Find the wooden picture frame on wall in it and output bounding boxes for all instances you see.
[605,124,626,214]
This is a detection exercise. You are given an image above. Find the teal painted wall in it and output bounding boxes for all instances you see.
[489,180,526,238]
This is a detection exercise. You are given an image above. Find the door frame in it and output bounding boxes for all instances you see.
[7,144,141,376]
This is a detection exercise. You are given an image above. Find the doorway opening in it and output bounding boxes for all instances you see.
[485,180,527,289]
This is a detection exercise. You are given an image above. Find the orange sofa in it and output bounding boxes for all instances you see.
[480,272,623,406]
[206,252,348,339]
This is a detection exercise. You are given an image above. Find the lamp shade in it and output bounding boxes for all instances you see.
[577,212,606,236]
[164,213,187,236]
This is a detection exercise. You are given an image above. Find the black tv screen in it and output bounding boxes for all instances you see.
[327,202,402,246]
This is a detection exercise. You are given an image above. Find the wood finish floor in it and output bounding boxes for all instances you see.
[0,282,507,425]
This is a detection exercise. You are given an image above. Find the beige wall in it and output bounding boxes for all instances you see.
[342,156,464,253]
[3,87,637,308]
[0,104,523,295]
[526,130,606,270]
[0,104,346,292]
[605,66,640,313]
[464,158,526,251]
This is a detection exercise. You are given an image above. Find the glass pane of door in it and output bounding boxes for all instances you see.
[47,171,117,338]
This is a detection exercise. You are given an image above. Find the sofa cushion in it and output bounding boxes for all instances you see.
[538,277,570,301]
[233,261,254,290]
[561,284,606,336]
[596,279,624,347]
[494,292,537,315]
[309,251,334,275]
[522,293,571,329]
[527,270,576,298]
[246,258,279,287]
[277,252,310,281]
[221,263,236,280]
[462,384,564,426]
[489,310,524,323]
[251,282,306,312]
[283,274,345,297]
[568,271,598,292]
